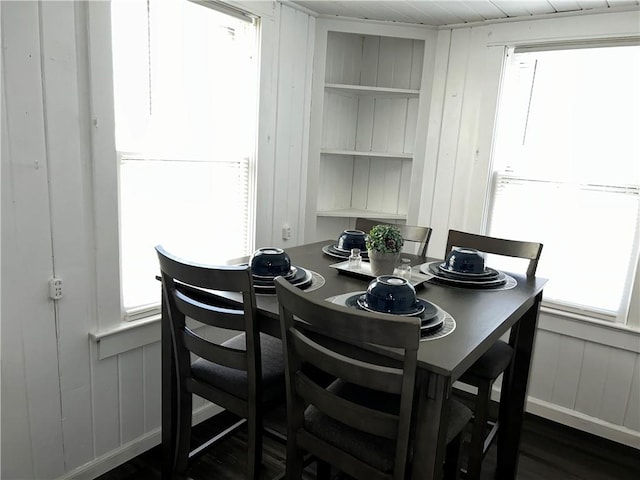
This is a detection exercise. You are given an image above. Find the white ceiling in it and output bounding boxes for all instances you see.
[289,0,640,26]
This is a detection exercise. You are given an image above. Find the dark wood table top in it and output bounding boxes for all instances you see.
[230,240,547,381]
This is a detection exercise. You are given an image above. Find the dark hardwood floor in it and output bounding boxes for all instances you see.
[97,408,640,480]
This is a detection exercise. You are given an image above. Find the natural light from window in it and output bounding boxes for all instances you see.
[111,0,258,313]
[487,45,640,322]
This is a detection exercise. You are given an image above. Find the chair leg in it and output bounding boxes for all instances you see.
[247,407,263,480]
[174,390,193,474]
[316,459,331,480]
[286,439,305,480]
[444,431,464,480]
[466,380,492,480]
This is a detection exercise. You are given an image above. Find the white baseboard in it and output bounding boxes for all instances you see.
[57,404,223,480]
[525,396,640,449]
[453,381,640,450]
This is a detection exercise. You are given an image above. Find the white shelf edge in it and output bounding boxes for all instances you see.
[321,149,413,159]
[317,209,407,220]
[325,83,420,96]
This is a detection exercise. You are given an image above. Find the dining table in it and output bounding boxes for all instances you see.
[161,239,547,480]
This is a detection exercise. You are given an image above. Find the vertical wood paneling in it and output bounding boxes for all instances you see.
[361,36,380,86]
[575,342,611,418]
[550,336,585,409]
[1,70,36,480]
[425,28,472,254]
[528,329,561,401]
[366,158,387,212]
[381,160,402,213]
[410,40,425,90]
[404,98,419,154]
[387,98,409,152]
[624,355,640,431]
[325,31,361,84]
[92,350,120,457]
[352,157,370,209]
[340,94,358,149]
[398,160,412,214]
[143,343,162,432]
[40,0,95,470]
[318,155,353,210]
[416,29,451,253]
[1,2,66,478]
[371,98,391,151]
[355,96,375,151]
[254,7,279,247]
[600,348,637,425]
[119,349,145,444]
[273,5,307,246]
[322,92,358,149]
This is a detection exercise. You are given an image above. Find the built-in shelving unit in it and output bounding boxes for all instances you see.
[306,21,435,241]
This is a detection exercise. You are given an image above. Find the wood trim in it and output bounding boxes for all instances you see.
[538,310,640,353]
[56,403,223,480]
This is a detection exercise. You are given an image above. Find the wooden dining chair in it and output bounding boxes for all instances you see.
[355,218,432,257]
[274,276,472,480]
[156,246,285,479]
[445,230,543,480]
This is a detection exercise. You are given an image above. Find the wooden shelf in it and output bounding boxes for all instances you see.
[325,83,420,97]
[316,209,407,220]
[321,149,413,159]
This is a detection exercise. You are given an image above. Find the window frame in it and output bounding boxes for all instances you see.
[87,0,274,334]
[419,11,640,330]
[484,43,640,326]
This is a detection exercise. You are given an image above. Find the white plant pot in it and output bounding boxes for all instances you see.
[368,250,400,276]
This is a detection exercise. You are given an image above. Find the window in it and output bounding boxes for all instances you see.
[110,0,259,316]
[487,45,640,323]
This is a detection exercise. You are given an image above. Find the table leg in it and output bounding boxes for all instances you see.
[161,292,177,478]
[411,371,451,480]
[496,291,543,479]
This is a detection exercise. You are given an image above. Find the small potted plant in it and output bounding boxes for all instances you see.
[365,224,404,276]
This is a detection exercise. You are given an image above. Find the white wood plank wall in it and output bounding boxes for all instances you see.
[2,4,639,480]
[1,2,316,479]
[420,11,640,448]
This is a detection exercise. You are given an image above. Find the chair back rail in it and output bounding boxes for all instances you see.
[290,329,403,393]
[274,276,420,480]
[445,229,543,276]
[355,218,432,257]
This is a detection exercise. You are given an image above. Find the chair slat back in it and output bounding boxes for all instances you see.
[355,218,432,257]
[156,245,259,384]
[446,229,543,276]
[274,276,420,479]
[295,371,400,440]
[290,329,403,394]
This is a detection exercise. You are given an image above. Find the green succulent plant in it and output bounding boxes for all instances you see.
[365,224,404,254]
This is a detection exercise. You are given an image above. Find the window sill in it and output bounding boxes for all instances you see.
[90,314,204,360]
[90,315,162,360]
[539,304,640,353]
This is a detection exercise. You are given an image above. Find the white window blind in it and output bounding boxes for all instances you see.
[487,45,640,322]
[111,0,258,313]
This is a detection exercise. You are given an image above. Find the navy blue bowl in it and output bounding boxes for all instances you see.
[250,248,291,277]
[443,247,485,274]
[365,275,418,314]
[336,229,367,252]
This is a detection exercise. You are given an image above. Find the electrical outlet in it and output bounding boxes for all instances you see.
[282,224,292,240]
[49,277,63,300]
